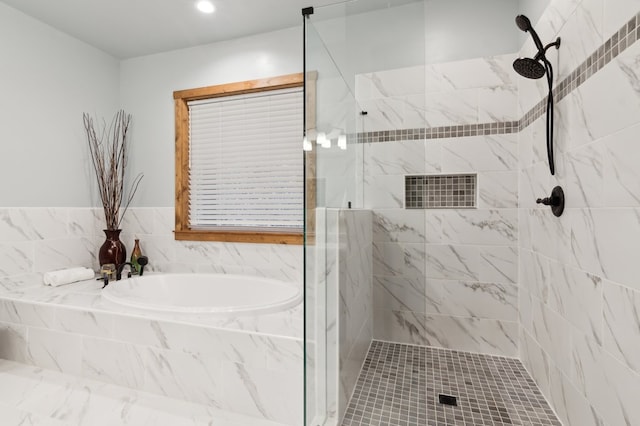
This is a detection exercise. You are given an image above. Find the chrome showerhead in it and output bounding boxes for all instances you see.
[513,57,546,79]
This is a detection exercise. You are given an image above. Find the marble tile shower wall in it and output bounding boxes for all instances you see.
[0,207,302,286]
[358,54,520,357]
[518,0,640,425]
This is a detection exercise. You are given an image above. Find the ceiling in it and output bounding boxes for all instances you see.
[0,0,417,59]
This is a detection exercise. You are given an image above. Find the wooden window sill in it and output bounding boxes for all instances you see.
[174,229,303,245]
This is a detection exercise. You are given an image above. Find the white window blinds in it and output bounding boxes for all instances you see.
[187,87,303,230]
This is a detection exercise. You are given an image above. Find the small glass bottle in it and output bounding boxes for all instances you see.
[100,263,116,281]
[130,239,142,274]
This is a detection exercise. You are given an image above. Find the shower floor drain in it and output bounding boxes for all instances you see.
[438,394,458,406]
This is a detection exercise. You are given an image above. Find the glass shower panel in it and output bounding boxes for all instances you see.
[304,5,358,425]
[304,1,425,425]
[310,13,361,210]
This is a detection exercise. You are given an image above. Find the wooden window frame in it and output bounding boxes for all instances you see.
[173,72,315,245]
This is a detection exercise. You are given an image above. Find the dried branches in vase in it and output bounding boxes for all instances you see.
[83,110,143,266]
[83,110,143,230]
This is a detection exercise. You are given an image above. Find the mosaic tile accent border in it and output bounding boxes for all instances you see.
[341,340,561,426]
[355,11,640,143]
[405,174,476,209]
[354,122,519,143]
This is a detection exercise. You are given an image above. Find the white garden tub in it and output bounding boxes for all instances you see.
[101,273,301,315]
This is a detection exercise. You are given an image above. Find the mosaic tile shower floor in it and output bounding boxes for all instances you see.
[342,341,561,426]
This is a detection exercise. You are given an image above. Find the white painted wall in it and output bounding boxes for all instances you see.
[424,0,520,65]
[517,0,550,25]
[0,2,119,207]
[516,0,551,47]
[119,27,301,207]
[0,3,300,209]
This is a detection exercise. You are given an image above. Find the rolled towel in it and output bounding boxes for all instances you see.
[43,267,95,287]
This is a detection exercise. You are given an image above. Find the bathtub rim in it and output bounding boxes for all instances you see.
[100,272,303,316]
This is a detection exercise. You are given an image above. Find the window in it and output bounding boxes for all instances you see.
[174,73,309,244]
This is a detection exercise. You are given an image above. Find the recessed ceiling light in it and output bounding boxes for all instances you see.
[196,0,215,14]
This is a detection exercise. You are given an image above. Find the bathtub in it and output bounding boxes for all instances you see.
[0,273,303,425]
[101,273,302,315]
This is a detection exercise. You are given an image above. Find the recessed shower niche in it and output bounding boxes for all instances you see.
[405,174,477,209]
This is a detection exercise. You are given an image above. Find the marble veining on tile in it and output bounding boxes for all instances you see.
[0,359,288,426]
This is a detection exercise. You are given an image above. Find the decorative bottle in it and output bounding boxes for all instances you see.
[131,239,142,274]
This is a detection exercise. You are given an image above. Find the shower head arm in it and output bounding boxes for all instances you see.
[534,37,562,61]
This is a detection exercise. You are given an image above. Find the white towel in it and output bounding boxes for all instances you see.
[43,267,95,287]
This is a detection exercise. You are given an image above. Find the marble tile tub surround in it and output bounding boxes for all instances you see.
[0,276,303,425]
[0,206,303,424]
[0,207,303,285]
[0,208,98,278]
[119,207,303,283]
[518,1,640,426]
[0,359,289,426]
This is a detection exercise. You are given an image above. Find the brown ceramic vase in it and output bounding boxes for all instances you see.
[98,229,126,267]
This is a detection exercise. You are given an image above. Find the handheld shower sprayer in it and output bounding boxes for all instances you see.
[515,15,544,50]
[513,15,560,80]
[513,15,560,175]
